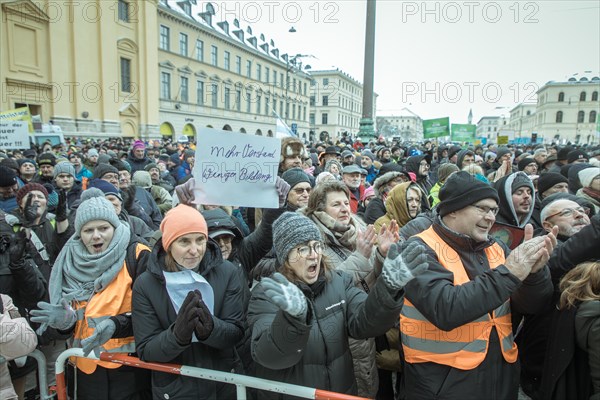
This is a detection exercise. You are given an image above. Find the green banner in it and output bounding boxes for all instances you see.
[422,117,450,139]
[451,124,476,142]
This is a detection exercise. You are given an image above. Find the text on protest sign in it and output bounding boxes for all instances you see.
[0,121,29,150]
[192,128,281,208]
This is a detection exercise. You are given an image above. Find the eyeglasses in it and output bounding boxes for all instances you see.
[544,206,590,221]
[470,204,500,216]
[293,187,311,195]
[102,173,119,180]
[291,242,324,260]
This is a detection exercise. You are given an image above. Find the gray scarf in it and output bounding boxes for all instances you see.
[49,222,131,304]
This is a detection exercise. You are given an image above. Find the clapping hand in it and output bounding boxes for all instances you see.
[381,242,428,290]
[377,220,400,257]
[261,273,307,319]
[30,299,77,335]
[356,225,377,259]
[194,291,214,341]
[81,319,116,356]
[505,224,558,280]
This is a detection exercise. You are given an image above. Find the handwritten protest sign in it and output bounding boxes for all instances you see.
[192,128,281,208]
[0,107,34,132]
[0,121,30,150]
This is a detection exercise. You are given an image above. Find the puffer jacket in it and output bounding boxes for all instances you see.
[132,240,245,400]
[248,270,404,399]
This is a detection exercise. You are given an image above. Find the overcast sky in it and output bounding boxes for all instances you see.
[203,1,600,123]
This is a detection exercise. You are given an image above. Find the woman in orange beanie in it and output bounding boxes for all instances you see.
[132,204,245,399]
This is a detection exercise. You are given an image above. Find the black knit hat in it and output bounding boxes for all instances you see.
[518,157,536,171]
[281,167,311,190]
[37,153,56,167]
[92,163,119,179]
[567,149,589,164]
[0,166,18,187]
[438,171,499,217]
[537,173,568,196]
[557,146,573,161]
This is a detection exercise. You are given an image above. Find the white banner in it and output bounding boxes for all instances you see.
[0,121,29,149]
[192,128,281,208]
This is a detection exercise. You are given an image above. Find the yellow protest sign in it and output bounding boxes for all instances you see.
[0,107,34,132]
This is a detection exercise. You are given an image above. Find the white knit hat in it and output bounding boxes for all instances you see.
[578,167,600,188]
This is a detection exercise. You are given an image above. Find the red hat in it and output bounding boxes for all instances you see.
[16,183,48,207]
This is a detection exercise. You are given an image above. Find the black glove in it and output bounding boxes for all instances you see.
[122,185,136,211]
[173,291,200,345]
[22,194,39,227]
[55,190,68,222]
[194,292,214,341]
[9,229,29,268]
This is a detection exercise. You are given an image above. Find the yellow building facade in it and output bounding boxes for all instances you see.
[156,0,311,140]
[1,0,160,138]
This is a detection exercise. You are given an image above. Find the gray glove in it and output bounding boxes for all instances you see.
[261,273,307,319]
[81,319,117,356]
[381,242,428,290]
[30,299,77,334]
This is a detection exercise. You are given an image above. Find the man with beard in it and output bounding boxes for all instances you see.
[342,164,365,214]
[541,198,591,239]
[144,163,175,194]
[68,152,92,181]
[360,150,379,185]
[493,172,539,231]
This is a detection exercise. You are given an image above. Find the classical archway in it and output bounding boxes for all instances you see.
[183,123,196,137]
[223,124,232,131]
[240,128,247,134]
[256,129,263,136]
[160,122,174,137]
[267,130,273,137]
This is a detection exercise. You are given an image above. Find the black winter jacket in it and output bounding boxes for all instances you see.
[132,240,245,400]
[248,270,404,399]
[400,217,553,400]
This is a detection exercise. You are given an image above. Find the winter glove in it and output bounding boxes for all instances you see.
[22,194,39,227]
[55,189,68,222]
[194,293,214,341]
[175,178,196,206]
[30,299,77,334]
[8,229,28,268]
[275,176,291,208]
[381,242,428,290]
[122,185,137,211]
[173,290,201,345]
[81,318,116,356]
[261,273,307,319]
[44,183,59,209]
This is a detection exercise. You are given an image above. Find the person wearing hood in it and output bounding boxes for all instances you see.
[577,167,600,213]
[132,170,173,216]
[404,154,433,211]
[127,140,152,174]
[429,163,459,206]
[53,161,82,211]
[132,204,244,399]
[30,191,151,399]
[493,172,539,231]
[363,170,409,224]
[455,149,475,170]
[568,162,593,194]
[374,181,423,234]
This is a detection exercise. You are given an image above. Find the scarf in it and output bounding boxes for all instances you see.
[312,210,358,250]
[49,222,131,304]
[583,187,600,203]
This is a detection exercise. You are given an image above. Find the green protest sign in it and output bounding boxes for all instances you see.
[422,117,450,139]
[451,124,476,142]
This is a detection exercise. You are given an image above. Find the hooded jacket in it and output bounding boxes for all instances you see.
[493,172,536,229]
[132,240,245,400]
[374,182,421,233]
[248,270,404,399]
[404,155,432,210]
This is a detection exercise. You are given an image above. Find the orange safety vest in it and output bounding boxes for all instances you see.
[70,243,147,374]
[399,226,518,370]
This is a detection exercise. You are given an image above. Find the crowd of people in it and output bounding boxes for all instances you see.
[0,134,599,400]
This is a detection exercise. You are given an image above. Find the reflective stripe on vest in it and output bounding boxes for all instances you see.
[69,243,148,374]
[399,226,518,370]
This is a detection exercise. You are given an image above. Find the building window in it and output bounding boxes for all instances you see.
[179,33,188,57]
[279,101,283,116]
[195,40,203,62]
[246,60,252,78]
[224,87,231,110]
[558,92,564,102]
[589,111,597,123]
[293,78,297,92]
[180,76,188,102]
[555,111,563,123]
[235,89,241,111]
[322,113,328,124]
[160,72,171,99]
[265,97,270,115]
[180,1,191,15]
[280,73,284,88]
[256,64,262,81]
[592,91,598,101]
[211,83,218,108]
[224,51,230,70]
[235,56,241,74]
[211,45,218,66]
[246,90,251,112]
[120,57,131,92]
[580,91,587,102]
[265,67,270,83]
[292,104,296,120]
[256,95,262,114]
[577,110,585,123]
[322,95,329,106]
[310,96,315,106]
[118,0,129,22]
[197,81,204,105]
[273,70,277,86]
[323,78,329,86]
[304,82,307,95]
[310,113,315,125]
[159,25,170,51]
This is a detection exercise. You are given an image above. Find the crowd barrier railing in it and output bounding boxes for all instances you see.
[1,349,54,400]
[55,348,371,400]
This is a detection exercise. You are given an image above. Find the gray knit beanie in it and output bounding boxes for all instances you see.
[133,170,152,189]
[272,212,322,264]
[53,161,76,179]
[75,190,121,234]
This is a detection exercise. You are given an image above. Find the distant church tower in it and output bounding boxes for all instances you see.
[468,109,473,125]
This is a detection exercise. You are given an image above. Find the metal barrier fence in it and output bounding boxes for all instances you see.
[55,349,371,400]
[0,349,54,400]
